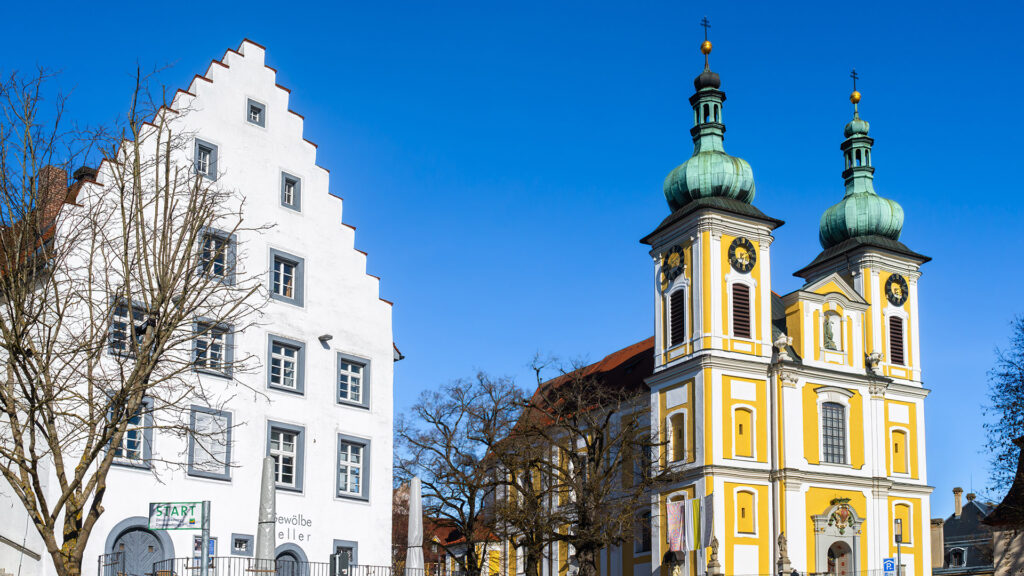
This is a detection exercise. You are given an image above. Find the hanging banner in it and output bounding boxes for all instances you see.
[667,500,685,552]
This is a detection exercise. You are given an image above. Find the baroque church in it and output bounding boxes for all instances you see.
[610,35,931,576]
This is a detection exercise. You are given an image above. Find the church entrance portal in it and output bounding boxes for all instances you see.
[827,541,853,576]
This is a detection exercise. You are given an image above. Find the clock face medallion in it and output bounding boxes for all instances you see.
[885,274,909,306]
[728,237,756,273]
[660,245,684,290]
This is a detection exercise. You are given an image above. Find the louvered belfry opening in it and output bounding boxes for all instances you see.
[889,316,905,365]
[669,291,687,347]
[732,284,751,338]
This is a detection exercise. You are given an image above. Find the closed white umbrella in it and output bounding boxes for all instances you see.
[406,477,425,575]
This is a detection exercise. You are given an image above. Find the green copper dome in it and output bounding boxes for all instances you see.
[663,58,755,212]
[819,105,904,249]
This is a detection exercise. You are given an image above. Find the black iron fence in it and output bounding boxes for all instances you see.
[97,552,125,576]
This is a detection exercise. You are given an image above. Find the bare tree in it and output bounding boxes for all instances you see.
[395,374,525,575]
[506,358,661,576]
[0,69,266,576]
[985,315,1024,494]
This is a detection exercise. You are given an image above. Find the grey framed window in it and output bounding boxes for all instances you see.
[231,534,254,557]
[247,99,266,127]
[267,421,305,492]
[199,228,236,284]
[333,541,358,567]
[187,406,232,480]
[112,397,153,469]
[267,335,305,394]
[193,322,233,377]
[821,402,847,464]
[109,300,149,358]
[269,249,304,306]
[337,354,370,409]
[281,172,301,211]
[336,434,370,501]
[194,139,218,181]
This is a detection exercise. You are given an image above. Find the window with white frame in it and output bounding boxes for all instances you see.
[268,337,304,393]
[669,412,686,462]
[270,249,304,306]
[337,435,369,501]
[268,424,303,490]
[112,398,152,468]
[731,283,752,339]
[188,406,231,480]
[281,172,301,211]
[668,289,687,347]
[337,355,369,408]
[199,230,235,282]
[194,139,218,180]
[194,323,231,376]
[821,402,847,464]
[247,99,266,127]
[110,300,149,357]
[889,316,906,366]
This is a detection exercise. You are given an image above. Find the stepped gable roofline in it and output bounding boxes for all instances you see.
[984,437,1024,528]
[641,196,784,245]
[794,233,931,279]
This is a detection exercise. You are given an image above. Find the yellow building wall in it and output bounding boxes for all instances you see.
[659,380,696,467]
[885,400,919,479]
[722,377,768,463]
[876,269,915,376]
[801,384,865,469]
[804,488,869,572]
[888,497,924,576]
[724,482,770,575]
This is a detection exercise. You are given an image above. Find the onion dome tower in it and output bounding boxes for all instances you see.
[817,75,904,248]
[662,30,755,212]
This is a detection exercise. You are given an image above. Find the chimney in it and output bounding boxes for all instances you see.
[953,487,963,517]
[966,492,976,503]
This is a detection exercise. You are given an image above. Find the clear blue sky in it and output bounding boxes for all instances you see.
[5,0,1022,518]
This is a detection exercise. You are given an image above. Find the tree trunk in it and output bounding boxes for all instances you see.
[574,547,599,576]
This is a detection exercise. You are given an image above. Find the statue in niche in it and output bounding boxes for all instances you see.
[824,313,841,351]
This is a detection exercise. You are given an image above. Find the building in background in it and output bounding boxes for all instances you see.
[0,39,397,576]
[983,438,1024,576]
[931,488,995,575]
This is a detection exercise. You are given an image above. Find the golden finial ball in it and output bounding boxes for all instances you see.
[701,40,712,55]
[850,90,861,104]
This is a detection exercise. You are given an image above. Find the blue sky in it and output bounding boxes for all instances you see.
[5,0,1022,517]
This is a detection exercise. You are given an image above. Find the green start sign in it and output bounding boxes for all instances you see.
[149,502,202,530]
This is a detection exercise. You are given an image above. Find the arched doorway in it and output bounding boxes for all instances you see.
[275,544,308,576]
[827,541,853,576]
[112,528,164,576]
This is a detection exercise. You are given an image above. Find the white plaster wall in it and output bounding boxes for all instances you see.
[1,40,394,576]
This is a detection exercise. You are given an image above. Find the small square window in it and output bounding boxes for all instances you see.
[110,300,151,358]
[269,249,304,307]
[230,534,254,557]
[194,139,218,181]
[267,335,305,394]
[247,99,266,127]
[280,172,301,211]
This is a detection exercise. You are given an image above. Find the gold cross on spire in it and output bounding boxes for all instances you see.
[700,17,712,69]
[849,68,862,118]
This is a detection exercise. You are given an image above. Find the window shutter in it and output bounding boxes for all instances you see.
[732,284,751,339]
[889,317,905,365]
[669,291,687,347]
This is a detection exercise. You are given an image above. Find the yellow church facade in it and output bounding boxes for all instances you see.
[637,38,932,576]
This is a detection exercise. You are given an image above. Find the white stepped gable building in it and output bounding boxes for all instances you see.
[0,39,396,575]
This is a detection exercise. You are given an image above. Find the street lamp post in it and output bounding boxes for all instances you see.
[894,518,903,576]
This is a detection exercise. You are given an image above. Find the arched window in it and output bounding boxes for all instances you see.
[947,548,966,568]
[703,104,711,123]
[892,429,909,474]
[669,290,687,347]
[821,402,847,464]
[731,284,752,339]
[889,316,905,366]
[736,491,756,534]
[855,149,862,166]
[714,105,720,122]
[894,503,913,544]
[669,413,686,462]
[734,408,753,458]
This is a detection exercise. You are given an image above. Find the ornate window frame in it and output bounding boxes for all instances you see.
[815,386,853,466]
